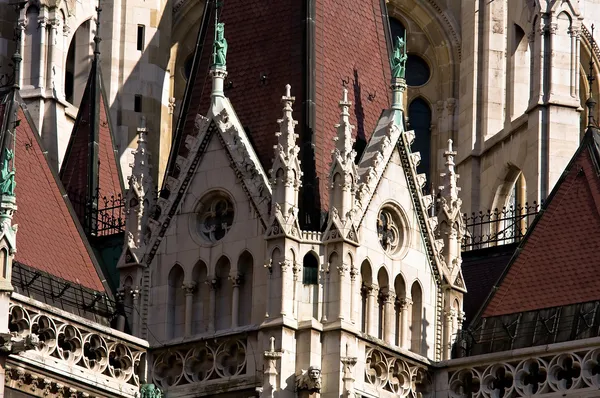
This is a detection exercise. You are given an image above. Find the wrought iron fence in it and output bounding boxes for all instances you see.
[68,189,126,236]
[461,202,541,251]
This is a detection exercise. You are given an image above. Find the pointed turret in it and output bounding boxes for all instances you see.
[270,85,302,222]
[329,87,358,224]
[60,4,124,237]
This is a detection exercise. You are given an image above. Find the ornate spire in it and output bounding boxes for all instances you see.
[269,85,302,224]
[586,24,597,128]
[124,117,155,252]
[277,84,299,154]
[440,139,459,202]
[94,4,102,60]
[334,87,355,160]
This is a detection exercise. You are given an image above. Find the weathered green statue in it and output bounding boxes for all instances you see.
[0,149,16,197]
[213,22,228,67]
[140,384,162,398]
[391,36,408,79]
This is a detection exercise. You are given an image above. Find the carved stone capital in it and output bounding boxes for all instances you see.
[228,273,242,287]
[397,297,413,309]
[349,266,358,281]
[205,277,219,290]
[181,281,196,295]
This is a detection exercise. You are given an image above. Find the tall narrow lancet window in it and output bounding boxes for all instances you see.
[215,256,232,331]
[237,251,254,326]
[510,24,531,119]
[408,98,432,189]
[303,253,319,285]
[64,20,92,106]
[167,264,185,339]
[410,282,423,354]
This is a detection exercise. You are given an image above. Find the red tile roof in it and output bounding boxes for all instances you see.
[168,0,390,215]
[482,129,600,317]
[11,102,106,291]
[60,64,123,209]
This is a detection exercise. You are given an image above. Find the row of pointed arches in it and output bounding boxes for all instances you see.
[166,252,253,339]
[359,260,426,356]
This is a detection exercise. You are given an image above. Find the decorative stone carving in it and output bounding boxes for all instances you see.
[377,206,403,254]
[152,336,247,389]
[196,192,234,243]
[140,383,163,398]
[365,347,432,397]
[296,366,322,393]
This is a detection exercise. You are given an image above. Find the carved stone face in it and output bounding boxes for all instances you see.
[309,368,321,380]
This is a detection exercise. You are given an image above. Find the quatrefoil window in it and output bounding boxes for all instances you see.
[377,206,405,255]
[196,192,235,243]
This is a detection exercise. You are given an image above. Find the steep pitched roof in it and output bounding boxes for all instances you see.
[7,97,107,291]
[478,127,600,318]
[60,62,123,212]
[167,0,391,227]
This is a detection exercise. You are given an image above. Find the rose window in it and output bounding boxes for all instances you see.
[196,193,235,243]
[377,206,404,255]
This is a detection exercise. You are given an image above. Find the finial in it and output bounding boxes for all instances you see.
[444,139,456,169]
[94,4,102,58]
[269,336,275,352]
[285,84,291,98]
[587,24,597,128]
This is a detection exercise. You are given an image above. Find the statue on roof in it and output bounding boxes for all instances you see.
[213,22,228,68]
[391,35,407,79]
[0,148,16,197]
[139,384,163,398]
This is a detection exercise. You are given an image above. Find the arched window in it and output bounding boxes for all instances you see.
[389,17,405,43]
[410,282,423,354]
[237,251,254,326]
[64,19,92,106]
[408,98,432,189]
[215,256,232,331]
[509,24,531,118]
[302,253,319,285]
[167,264,185,339]
[191,261,209,334]
[376,267,390,340]
[360,260,373,333]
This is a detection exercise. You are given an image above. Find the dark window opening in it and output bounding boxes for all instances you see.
[302,253,319,285]
[65,43,75,104]
[183,54,194,81]
[137,25,145,51]
[389,17,406,43]
[134,95,142,113]
[406,55,431,87]
[408,98,432,191]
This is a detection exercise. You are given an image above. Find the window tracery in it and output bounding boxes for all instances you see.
[377,207,403,255]
[196,192,234,243]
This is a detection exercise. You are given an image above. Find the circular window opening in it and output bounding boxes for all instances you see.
[406,54,431,87]
[182,54,194,81]
[196,192,235,243]
[377,205,405,255]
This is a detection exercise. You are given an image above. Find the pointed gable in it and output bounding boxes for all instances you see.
[12,103,106,291]
[60,63,123,211]
[481,128,600,317]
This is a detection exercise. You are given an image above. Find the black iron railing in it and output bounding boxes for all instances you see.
[462,202,541,251]
[68,189,126,236]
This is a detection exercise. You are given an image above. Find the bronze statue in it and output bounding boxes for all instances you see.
[213,22,228,67]
[391,36,408,79]
[0,148,16,197]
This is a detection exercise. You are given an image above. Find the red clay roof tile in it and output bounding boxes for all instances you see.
[12,105,106,291]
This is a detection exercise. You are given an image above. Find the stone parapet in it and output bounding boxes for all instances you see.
[6,293,148,398]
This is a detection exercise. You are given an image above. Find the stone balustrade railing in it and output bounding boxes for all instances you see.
[5,293,148,398]
[151,333,250,391]
[443,336,600,397]
[302,230,322,242]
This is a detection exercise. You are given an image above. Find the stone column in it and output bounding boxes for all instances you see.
[349,267,358,324]
[321,264,329,323]
[367,284,379,337]
[37,17,47,89]
[207,277,218,333]
[383,291,396,345]
[18,20,25,88]
[46,19,57,91]
[61,23,70,99]
[131,287,140,336]
[400,298,412,350]
[230,273,241,328]
[569,26,581,99]
[182,282,196,336]
[337,263,348,320]
[280,260,291,317]
[292,262,301,319]
[264,261,273,318]
[443,309,457,360]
